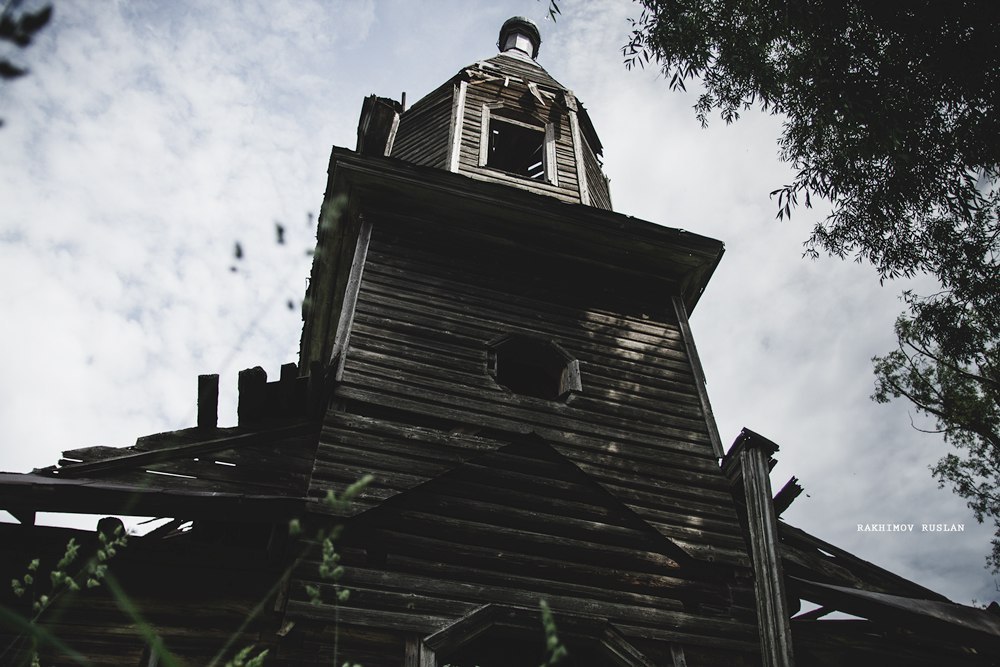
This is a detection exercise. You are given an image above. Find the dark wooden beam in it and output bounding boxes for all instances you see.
[52,421,316,477]
[237,366,267,425]
[672,297,724,458]
[779,521,950,602]
[197,373,219,429]
[772,476,803,517]
[0,472,306,521]
[279,362,298,417]
[331,214,373,382]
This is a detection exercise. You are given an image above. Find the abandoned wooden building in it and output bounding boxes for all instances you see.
[2,16,999,667]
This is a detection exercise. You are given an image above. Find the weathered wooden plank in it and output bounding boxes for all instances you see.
[356,204,702,304]
[395,475,726,535]
[345,347,709,435]
[294,555,757,645]
[139,458,308,491]
[333,383,715,462]
[361,527,698,596]
[312,443,455,479]
[366,210,667,294]
[53,422,318,477]
[360,257,686,343]
[324,411,500,455]
[294,561,745,638]
[357,270,694,364]
[387,491,665,549]
[351,311,701,393]
[338,369,712,447]
[351,297,697,377]
[378,509,684,574]
[297,561,688,616]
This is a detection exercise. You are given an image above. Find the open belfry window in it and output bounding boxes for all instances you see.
[487,334,581,401]
[480,105,557,184]
[488,116,545,179]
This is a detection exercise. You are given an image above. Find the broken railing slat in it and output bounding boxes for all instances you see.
[53,422,317,477]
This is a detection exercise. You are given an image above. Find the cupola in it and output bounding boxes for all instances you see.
[497,16,541,59]
[356,17,612,209]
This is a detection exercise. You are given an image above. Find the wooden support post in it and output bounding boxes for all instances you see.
[307,360,326,417]
[330,215,372,382]
[197,374,219,429]
[723,428,795,667]
[279,362,298,416]
[565,92,590,206]
[772,476,804,517]
[237,366,267,426]
[672,296,724,458]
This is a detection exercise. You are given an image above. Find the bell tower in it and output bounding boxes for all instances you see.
[292,17,758,666]
[349,16,611,209]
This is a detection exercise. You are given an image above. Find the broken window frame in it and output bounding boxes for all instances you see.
[486,333,581,401]
[479,104,558,185]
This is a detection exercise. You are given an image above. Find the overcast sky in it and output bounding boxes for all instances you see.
[1,0,995,607]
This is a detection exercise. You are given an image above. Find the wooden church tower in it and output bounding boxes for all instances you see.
[7,15,999,667]
[289,16,762,666]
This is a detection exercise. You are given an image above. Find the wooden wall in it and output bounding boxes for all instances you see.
[317,208,745,561]
[297,203,759,664]
[390,81,454,170]
[0,523,281,666]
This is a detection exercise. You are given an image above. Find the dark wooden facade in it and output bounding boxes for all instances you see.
[286,118,753,660]
[3,16,1000,667]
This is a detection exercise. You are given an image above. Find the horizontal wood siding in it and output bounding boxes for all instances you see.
[391,82,453,169]
[312,211,747,567]
[296,441,758,659]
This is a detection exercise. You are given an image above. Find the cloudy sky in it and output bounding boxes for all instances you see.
[1,0,995,606]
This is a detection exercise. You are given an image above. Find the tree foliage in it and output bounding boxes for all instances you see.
[0,0,51,126]
[0,1,50,79]
[625,0,1000,568]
